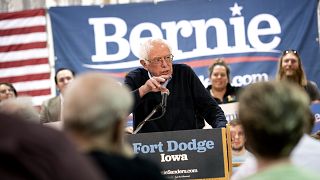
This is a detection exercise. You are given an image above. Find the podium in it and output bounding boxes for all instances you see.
[127,127,232,180]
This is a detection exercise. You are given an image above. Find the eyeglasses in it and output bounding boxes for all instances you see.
[146,54,174,65]
[283,49,298,55]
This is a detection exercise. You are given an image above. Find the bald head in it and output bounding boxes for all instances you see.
[63,72,133,136]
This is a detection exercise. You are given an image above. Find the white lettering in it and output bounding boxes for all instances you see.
[132,142,164,153]
[130,22,163,58]
[89,12,282,62]
[232,73,268,86]
[166,139,214,153]
[89,17,130,62]
[247,14,281,49]
[160,153,188,162]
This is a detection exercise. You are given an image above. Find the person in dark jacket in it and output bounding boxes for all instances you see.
[207,58,240,104]
[124,38,227,133]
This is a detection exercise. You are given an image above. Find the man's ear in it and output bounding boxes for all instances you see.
[140,60,148,70]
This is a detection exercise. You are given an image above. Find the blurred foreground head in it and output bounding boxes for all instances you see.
[0,96,39,123]
[238,81,310,159]
[0,112,103,180]
[63,72,133,141]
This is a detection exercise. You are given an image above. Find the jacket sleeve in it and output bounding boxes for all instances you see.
[124,70,144,112]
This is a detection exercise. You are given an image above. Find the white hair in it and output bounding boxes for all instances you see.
[63,72,133,136]
[139,38,172,60]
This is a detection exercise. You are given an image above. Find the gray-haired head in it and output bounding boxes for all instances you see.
[238,81,309,159]
[139,38,172,60]
[63,72,133,136]
[0,96,39,123]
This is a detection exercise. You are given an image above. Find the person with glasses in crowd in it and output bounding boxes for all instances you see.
[207,58,240,104]
[276,49,320,103]
[0,82,17,102]
[124,38,227,133]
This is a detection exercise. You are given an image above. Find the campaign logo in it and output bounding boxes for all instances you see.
[84,2,281,71]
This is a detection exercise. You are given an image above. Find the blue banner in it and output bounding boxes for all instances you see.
[311,103,320,134]
[49,0,320,87]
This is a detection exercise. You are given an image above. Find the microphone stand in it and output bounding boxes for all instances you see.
[132,104,164,134]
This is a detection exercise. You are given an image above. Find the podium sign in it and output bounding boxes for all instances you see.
[127,129,229,179]
[220,102,238,122]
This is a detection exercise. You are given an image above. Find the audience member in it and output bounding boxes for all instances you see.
[207,59,240,104]
[0,82,17,102]
[124,38,226,133]
[40,68,75,123]
[0,96,39,123]
[234,81,320,180]
[0,112,104,180]
[63,72,166,180]
[232,109,320,180]
[229,119,251,173]
[276,49,320,103]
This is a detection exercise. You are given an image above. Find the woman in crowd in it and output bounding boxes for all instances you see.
[0,82,17,102]
[207,58,240,104]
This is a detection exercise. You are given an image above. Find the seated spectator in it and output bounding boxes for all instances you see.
[276,49,320,103]
[0,112,104,180]
[40,68,75,123]
[207,59,240,104]
[63,72,166,180]
[0,82,17,102]
[229,119,251,173]
[236,81,320,179]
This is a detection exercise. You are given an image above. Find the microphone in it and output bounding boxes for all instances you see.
[133,90,169,134]
[161,91,169,108]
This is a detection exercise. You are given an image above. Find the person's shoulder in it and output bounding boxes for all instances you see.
[126,68,147,77]
[129,67,146,74]
[306,80,319,89]
[173,64,194,75]
[42,96,60,106]
[174,63,192,69]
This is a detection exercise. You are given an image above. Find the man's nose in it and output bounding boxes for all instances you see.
[161,59,169,67]
[63,79,70,84]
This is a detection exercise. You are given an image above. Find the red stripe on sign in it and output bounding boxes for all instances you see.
[18,88,51,97]
[0,73,50,83]
[0,26,46,36]
[184,56,279,68]
[0,9,45,20]
[0,42,47,52]
[0,58,48,68]
[106,72,127,78]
